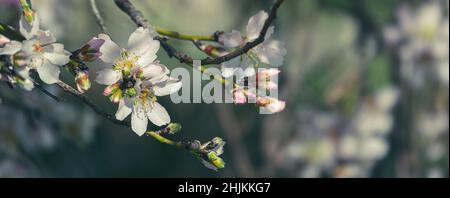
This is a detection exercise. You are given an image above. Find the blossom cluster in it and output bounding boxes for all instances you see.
[217,11,287,114]
[1,7,288,137]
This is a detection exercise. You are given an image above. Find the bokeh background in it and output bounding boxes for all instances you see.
[0,0,448,178]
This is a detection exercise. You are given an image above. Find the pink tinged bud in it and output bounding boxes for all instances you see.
[0,35,10,45]
[103,83,120,96]
[109,90,123,103]
[263,81,278,90]
[75,71,91,93]
[78,38,105,61]
[258,68,280,78]
[256,97,286,113]
[233,89,247,104]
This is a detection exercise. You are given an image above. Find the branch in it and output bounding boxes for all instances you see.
[114,0,285,65]
[89,0,109,34]
[154,26,219,41]
[55,80,129,126]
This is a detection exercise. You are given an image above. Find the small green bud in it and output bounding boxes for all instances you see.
[122,68,131,77]
[167,123,182,134]
[109,89,123,103]
[207,152,225,169]
[125,87,137,97]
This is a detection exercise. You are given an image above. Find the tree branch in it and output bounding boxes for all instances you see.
[89,0,109,34]
[154,26,219,41]
[114,0,285,65]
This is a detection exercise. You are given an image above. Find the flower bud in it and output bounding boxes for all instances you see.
[19,0,34,23]
[76,38,104,62]
[167,122,182,134]
[256,97,286,114]
[75,70,91,93]
[0,34,10,45]
[233,89,247,104]
[23,10,34,24]
[109,89,123,103]
[207,152,225,169]
[103,83,120,96]
[258,68,280,79]
[125,87,137,97]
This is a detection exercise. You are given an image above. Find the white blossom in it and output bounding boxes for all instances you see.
[219,11,287,79]
[0,13,71,89]
[95,27,181,136]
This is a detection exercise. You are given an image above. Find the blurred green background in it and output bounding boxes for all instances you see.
[0,0,448,178]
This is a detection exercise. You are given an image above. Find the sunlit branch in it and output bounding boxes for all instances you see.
[154,26,218,41]
[114,0,284,66]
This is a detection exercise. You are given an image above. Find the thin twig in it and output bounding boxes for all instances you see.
[54,80,203,152]
[89,0,109,34]
[55,80,129,126]
[32,81,64,102]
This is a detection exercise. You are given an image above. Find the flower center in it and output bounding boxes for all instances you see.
[33,41,44,53]
[138,88,156,105]
[113,50,140,73]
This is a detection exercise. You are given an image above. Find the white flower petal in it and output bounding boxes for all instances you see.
[115,98,133,121]
[264,26,275,41]
[146,102,170,127]
[95,68,121,85]
[246,11,268,42]
[0,41,22,55]
[0,34,11,45]
[141,63,167,79]
[43,44,71,65]
[254,40,287,66]
[131,107,148,136]
[36,60,60,84]
[36,30,56,45]
[219,30,244,48]
[98,33,121,63]
[137,46,158,66]
[19,13,40,39]
[14,67,35,91]
[152,78,182,96]
[127,27,159,57]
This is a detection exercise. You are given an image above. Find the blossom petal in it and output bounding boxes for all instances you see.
[0,41,22,55]
[115,98,133,121]
[137,46,159,66]
[98,33,121,63]
[152,78,182,96]
[146,102,170,127]
[246,11,268,42]
[141,63,167,79]
[15,66,35,91]
[265,26,275,41]
[254,40,287,66]
[95,68,121,85]
[43,44,71,65]
[36,60,60,84]
[131,107,148,136]
[19,13,40,39]
[219,30,244,48]
[127,27,159,57]
[0,34,10,45]
[36,30,56,45]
